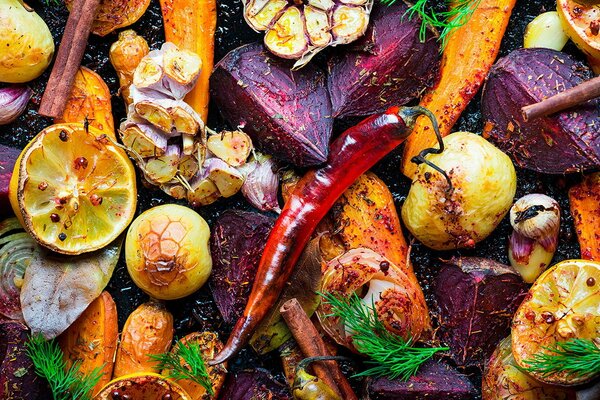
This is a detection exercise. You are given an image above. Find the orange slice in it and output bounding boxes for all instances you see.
[9,123,137,255]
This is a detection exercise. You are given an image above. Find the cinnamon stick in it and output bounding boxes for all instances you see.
[280,298,358,400]
[38,0,100,118]
[521,75,600,121]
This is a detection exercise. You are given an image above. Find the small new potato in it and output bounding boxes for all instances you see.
[126,204,212,300]
[401,132,516,251]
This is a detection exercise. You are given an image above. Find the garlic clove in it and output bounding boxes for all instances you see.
[239,154,281,213]
[331,5,370,44]
[509,194,560,250]
[0,86,32,125]
[508,230,554,283]
[207,130,253,167]
[264,6,309,60]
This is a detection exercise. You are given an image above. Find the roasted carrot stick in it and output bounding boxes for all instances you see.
[401,0,516,178]
[211,106,439,364]
[159,0,217,123]
[569,173,600,261]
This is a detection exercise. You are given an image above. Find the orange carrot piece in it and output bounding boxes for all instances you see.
[569,173,600,261]
[55,66,115,138]
[401,0,516,178]
[159,0,217,123]
[58,291,119,395]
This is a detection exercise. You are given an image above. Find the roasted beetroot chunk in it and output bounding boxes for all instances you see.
[366,361,477,400]
[210,43,333,167]
[209,210,274,324]
[327,2,439,118]
[0,144,20,218]
[0,321,46,400]
[434,257,528,367]
[219,368,291,400]
[481,48,599,173]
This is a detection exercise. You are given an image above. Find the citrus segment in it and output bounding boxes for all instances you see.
[512,259,600,385]
[14,123,137,255]
[94,373,192,400]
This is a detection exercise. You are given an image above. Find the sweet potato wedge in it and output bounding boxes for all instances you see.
[58,291,118,395]
[65,0,151,37]
[160,0,216,123]
[55,66,115,138]
[401,0,516,178]
[569,173,600,261]
[326,172,411,272]
[113,301,174,378]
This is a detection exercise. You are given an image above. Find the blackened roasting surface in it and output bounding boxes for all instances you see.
[0,0,582,397]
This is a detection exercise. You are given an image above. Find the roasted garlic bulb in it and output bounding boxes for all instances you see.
[242,0,373,68]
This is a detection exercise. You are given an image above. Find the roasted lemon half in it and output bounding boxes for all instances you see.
[9,123,137,255]
[94,373,192,400]
[512,259,600,385]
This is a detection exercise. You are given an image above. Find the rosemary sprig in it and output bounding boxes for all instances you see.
[25,334,103,400]
[522,338,600,379]
[151,340,214,396]
[382,0,481,48]
[320,292,448,381]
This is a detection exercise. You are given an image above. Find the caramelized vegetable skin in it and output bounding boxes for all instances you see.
[569,173,600,261]
[160,0,216,122]
[212,106,419,364]
[401,0,516,178]
[55,66,115,138]
[59,291,118,394]
[113,301,174,377]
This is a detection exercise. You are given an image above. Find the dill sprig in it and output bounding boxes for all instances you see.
[320,292,448,381]
[522,338,600,379]
[151,340,214,396]
[381,0,481,48]
[25,334,103,400]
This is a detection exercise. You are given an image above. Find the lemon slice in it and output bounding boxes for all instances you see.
[10,123,137,255]
[512,259,600,385]
[94,373,192,400]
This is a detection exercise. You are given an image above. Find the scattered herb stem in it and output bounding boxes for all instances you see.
[522,338,600,379]
[151,340,214,395]
[25,334,102,400]
[321,292,448,381]
[382,0,481,48]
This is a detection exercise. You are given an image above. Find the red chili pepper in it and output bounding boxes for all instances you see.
[211,106,441,364]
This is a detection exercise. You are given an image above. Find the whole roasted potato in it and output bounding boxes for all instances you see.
[401,132,516,250]
[126,204,212,300]
[0,0,54,83]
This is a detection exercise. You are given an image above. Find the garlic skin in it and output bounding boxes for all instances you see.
[0,86,32,125]
[508,194,560,283]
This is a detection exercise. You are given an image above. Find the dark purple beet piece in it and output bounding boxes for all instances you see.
[0,321,44,400]
[210,42,333,167]
[219,369,291,400]
[434,257,528,367]
[327,2,439,118]
[209,210,274,324]
[366,361,477,400]
[0,145,20,218]
[481,48,599,173]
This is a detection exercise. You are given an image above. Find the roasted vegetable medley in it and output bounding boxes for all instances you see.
[0,0,599,399]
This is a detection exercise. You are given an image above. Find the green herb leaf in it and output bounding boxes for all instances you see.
[522,338,600,380]
[151,340,214,395]
[25,334,103,400]
[320,292,447,381]
[382,0,481,49]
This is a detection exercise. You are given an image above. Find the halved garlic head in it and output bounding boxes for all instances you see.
[243,0,373,67]
[316,248,430,352]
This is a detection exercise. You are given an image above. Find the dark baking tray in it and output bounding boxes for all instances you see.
[1,0,583,398]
